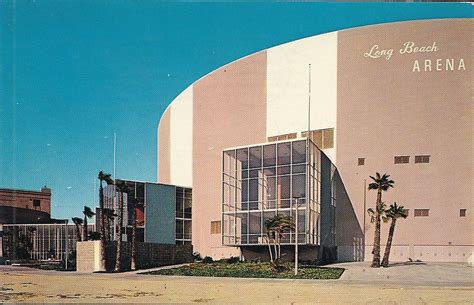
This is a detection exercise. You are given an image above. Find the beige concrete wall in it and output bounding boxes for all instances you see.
[169,87,193,188]
[76,241,100,273]
[157,109,171,184]
[193,51,268,258]
[266,31,338,162]
[336,19,472,262]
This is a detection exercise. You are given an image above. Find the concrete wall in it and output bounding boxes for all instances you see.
[145,183,176,244]
[76,241,101,272]
[157,109,171,184]
[192,51,268,258]
[336,19,472,262]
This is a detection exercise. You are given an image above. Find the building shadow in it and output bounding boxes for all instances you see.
[334,170,364,262]
[386,261,427,267]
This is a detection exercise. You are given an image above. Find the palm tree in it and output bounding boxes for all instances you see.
[129,197,138,270]
[102,208,116,242]
[264,215,295,262]
[98,171,113,271]
[82,206,96,241]
[276,215,295,259]
[381,202,408,267]
[72,217,83,242]
[264,217,278,262]
[115,180,129,272]
[368,173,394,268]
[367,202,387,223]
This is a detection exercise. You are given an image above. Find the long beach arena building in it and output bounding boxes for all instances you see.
[157,19,471,263]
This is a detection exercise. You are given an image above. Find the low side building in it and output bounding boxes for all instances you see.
[1,223,95,261]
[98,180,192,245]
[0,186,52,224]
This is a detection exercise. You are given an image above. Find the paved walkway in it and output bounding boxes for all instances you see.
[328,261,474,287]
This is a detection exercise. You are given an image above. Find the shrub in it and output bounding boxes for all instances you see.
[202,256,213,264]
[225,256,240,264]
[193,251,202,261]
[88,231,101,241]
[250,257,262,263]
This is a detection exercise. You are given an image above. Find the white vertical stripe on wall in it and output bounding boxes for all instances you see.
[266,31,338,163]
[169,86,193,187]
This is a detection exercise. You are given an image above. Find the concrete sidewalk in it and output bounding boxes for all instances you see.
[327,261,474,287]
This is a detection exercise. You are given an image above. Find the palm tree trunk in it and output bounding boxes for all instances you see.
[131,201,137,271]
[266,234,273,262]
[371,189,382,267]
[99,183,106,271]
[75,223,82,242]
[106,215,111,241]
[82,216,88,242]
[381,219,396,267]
[277,234,281,259]
[115,191,124,272]
[274,234,278,260]
[12,227,18,259]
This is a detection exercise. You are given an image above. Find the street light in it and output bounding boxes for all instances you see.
[293,196,303,276]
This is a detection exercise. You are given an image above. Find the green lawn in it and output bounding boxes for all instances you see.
[144,262,344,280]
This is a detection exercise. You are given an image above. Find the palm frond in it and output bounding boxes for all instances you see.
[368,182,379,190]
[83,206,96,218]
[72,217,83,225]
[385,202,408,219]
[116,180,130,193]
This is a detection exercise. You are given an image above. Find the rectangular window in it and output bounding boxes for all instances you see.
[460,209,466,217]
[303,129,334,149]
[415,155,430,163]
[394,156,410,164]
[267,133,297,142]
[322,128,334,149]
[211,221,221,234]
[414,209,429,217]
[358,158,365,166]
[33,199,41,207]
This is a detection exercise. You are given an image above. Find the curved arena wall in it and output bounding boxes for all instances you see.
[157,19,472,261]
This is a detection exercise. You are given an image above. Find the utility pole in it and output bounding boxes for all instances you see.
[293,196,302,276]
[308,64,311,137]
[113,132,117,240]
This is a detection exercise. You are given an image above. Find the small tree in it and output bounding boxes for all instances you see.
[381,202,408,267]
[264,214,295,263]
[82,206,95,241]
[368,173,394,268]
[264,217,277,262]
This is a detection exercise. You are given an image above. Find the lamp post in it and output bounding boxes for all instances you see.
[293,196,302,276]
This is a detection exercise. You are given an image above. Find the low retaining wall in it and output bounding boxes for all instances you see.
[77,241,193,272]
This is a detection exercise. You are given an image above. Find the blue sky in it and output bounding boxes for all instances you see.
[0,1,471,220]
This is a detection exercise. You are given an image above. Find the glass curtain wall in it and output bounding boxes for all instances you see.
[2,224,95,260]
[176,187,192,244]
[222,139,321,246]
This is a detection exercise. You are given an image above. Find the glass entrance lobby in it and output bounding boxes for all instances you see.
[222,139,322,247]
